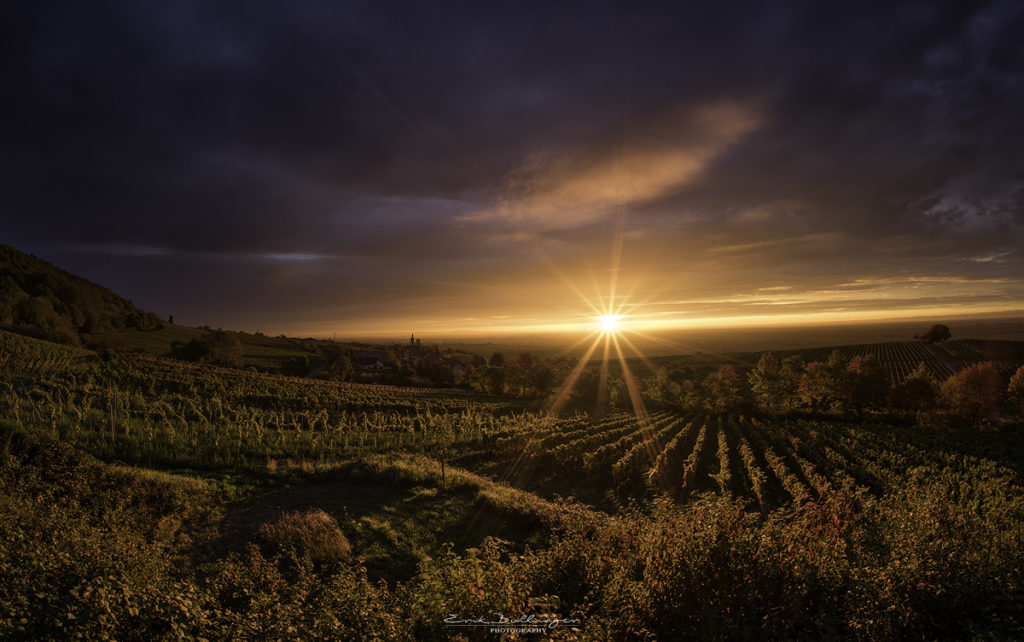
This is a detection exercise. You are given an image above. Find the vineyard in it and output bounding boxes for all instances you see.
[463,407,1024,518]
[782,339,1024,384]
[2,328,1024,639]
[4,330,1021,514]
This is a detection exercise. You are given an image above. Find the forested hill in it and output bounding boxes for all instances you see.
[0,244,162,346]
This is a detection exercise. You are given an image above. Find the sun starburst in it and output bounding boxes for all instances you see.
[598,314,621,333]
[487,211,700,500]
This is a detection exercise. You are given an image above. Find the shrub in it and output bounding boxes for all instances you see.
[257,508,352,564]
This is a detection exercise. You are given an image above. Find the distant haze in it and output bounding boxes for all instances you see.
[351,315,1024,358]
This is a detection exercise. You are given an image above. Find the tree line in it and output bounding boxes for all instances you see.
[649,350,1024,427]
[455,346,1024,428]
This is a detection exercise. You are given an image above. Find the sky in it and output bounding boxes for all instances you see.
[3,0,1023,339]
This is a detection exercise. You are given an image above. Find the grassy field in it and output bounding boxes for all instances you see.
[96,325,328,372]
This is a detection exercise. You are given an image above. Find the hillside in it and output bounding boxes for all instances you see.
[0,245,356,373]
[0,244,162,346]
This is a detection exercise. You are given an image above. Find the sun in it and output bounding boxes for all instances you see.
[598,315,621,333]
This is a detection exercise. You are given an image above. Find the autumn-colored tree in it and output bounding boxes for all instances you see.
[504,358,530,396]
[1008,364,1024,418]
[940,362,1003,425]
[799,355,846,412]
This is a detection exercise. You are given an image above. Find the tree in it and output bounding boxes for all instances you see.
[484,366,506,395]
[530,361,556,397]
[514,353,536,370]
[93,327,126,356]
[573,367,602,406]
[778,355,805,411]
[209,331,244,368]
[489,352,505,367]
[748,352,782,413]
[171,338,212,362]
[891,363,938,414]
[748,352,802,413]
[799,351,847,412]
[18,296,79,345]
[844,354,889,413]
[704,365,742,414]
[1007,364,1024,418]
[384,348,401,371]
[799,362,832,412]
[940,362,1002,426]
[922,324,952,343]
[641,367,676,406]
[329,352,355,381]
[504,354,536,395]
[675,379,700,413]
[608,376,628,410]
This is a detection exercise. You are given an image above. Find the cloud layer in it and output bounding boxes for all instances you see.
[2,1,1022,336]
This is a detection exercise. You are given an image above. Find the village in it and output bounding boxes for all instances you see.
[347,333,475,387]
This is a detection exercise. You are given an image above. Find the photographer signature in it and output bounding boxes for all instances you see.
[443,613,582,629]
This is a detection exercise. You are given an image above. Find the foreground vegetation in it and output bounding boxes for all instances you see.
[2,329,1024,639]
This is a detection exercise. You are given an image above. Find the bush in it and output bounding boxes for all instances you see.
[257,509,352,564]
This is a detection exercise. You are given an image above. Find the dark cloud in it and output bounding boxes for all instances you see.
[3,1,1022,334]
